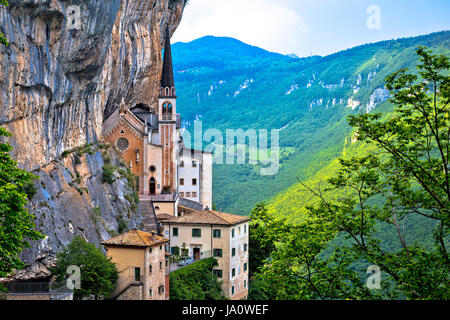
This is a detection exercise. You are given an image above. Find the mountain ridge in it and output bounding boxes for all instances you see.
[172,30,450,216]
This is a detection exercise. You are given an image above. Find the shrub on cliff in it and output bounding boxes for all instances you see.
[169,257,226,300]
[0,127,44,292]
[0,1,8,47]
[102,164,116,184]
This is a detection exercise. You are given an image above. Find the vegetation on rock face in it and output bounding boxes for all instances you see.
[169,258,226,300]
[102,154,117,185]
[0,127,44,291]
[249,49,450,300]
[0,1,8,47]
[52,236,118,300]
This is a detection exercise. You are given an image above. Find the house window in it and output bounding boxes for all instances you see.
[192,192,197,198]
[134,267,141,281]
[158,285,165,295]
[192,161,197,168]
[180,161,184,167]
[192,178,197,186]
[160,246,163,251]
[192,228,201,237]
[213,249,223,257]
[244,263,248,272]
[244,224,247,233]
[244,280,247,288]
[173,227,178,236]
[149,264,152,274]
[186,192,191,197]
[149,288,153,297]
[160,261,163,270]
[232,229,235,238]
[213,229,221,238]
[213,270,223,278]
[232,248,236,257]
[232,268,236,277]
[244,243,248,252]
[180,178,184,186]
[180,192,184,197]
[150,165,156,172]
[231,286,235,295]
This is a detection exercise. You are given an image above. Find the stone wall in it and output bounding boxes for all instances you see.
[117,284,143,300]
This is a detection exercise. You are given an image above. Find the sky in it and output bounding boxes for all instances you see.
[172,0,450,57]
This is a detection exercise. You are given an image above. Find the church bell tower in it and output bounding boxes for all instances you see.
[158,26,178,192]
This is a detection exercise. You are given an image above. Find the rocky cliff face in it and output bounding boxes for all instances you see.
[0,0,186,280]
[16,144,144,280]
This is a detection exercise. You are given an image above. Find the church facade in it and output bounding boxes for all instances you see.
[102,28,212,211]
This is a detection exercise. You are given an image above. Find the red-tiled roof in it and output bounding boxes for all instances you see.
[160,210,250,226]
[102,229,167,247]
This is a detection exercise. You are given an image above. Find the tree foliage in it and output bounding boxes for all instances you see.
[0,127,43,290]
[169,257,226,300]
[52,236,118,300]
[252,48,449,300]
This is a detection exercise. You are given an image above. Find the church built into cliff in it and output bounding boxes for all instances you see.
[102,27,212,231]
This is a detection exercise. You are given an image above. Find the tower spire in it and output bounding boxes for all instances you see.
[160,26,175,96]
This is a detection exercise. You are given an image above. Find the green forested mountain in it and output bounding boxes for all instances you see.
[173,31,450,217]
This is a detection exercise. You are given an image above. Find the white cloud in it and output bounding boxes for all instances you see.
[172,0,309,55]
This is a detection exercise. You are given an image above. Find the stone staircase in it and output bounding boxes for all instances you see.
[140,199,158,233]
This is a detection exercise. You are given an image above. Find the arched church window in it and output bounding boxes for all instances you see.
[116,137,129,151]
[162,102,172,115]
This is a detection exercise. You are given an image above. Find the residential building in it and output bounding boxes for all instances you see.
[102,229,169,300]
[158,210,250,300]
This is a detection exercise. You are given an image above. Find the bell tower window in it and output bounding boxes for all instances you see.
[162,101,173,120]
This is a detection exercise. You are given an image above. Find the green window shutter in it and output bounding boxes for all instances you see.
[134,267,141,281]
